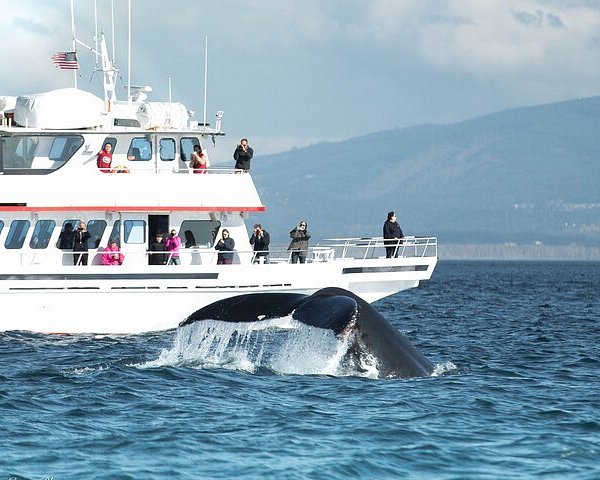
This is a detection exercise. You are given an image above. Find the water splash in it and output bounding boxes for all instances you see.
[141,316,381,378]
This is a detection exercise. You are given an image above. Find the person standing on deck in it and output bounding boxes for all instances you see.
[72,221,91,265]
[250,224,271,263]
[288,220,310,264]
[165,229,182,265]
[383,211,404,258]
[233,138,253,171]
[215,229,235,264]
[96,143,113,173]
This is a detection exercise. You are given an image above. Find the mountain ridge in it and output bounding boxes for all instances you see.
[249,96,600,249]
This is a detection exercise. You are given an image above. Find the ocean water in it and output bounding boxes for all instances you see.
[1,261,599,479]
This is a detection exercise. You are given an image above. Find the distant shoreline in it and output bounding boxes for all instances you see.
[439,244,600,261]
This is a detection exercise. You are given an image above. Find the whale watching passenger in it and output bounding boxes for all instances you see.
[383,211,404,258]
[96,143,113,173]
[73,222,91,266]
[288,220,310,264]
[101,240,124,266]
[250,223,270,264]
[215,229,235,265]
[233,138,253,172]
[166,229,182,265]
[189,144,207,174]
[149,232,168,265]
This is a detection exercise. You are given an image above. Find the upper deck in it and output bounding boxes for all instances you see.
[0,114,264,213]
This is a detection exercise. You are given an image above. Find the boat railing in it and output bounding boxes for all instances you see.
[17,236,437,267]
[315,236,438,260]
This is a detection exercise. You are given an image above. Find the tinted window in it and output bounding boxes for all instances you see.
[88,220,107,249]
[180,220,221,248]
[180,137,200,162]
[160,138,176,161]
[109,221,120,245]
[48,136,84,162]
[5,220,30,249]
[124,220,146,244]
[101,137,117,151]
[30,220,56,249]
[0,220,3,235]
[1,135,83,171]
[127,137,152,161]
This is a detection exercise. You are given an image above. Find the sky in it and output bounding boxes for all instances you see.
[1,0,600,163]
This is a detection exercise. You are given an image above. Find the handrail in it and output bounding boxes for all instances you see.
[16,236,437,267]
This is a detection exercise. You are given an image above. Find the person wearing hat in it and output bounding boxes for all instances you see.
[148,232,168,265]
[383,211,404,258]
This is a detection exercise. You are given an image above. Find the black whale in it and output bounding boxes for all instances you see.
[180,287,434,378]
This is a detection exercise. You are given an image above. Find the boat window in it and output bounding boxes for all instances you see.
[0,134,83,173]
[88,220,107,249]
[0,220,4,236]
[127,137,152,161]
[101,137,117,151]
[180,137,200,162]
[114,118,141,127]
[29,220,56,249]
[160,138,175,161]
[124,220,146,244]
[180,220,221,248]
[56,220,79,248]
[5,219,30,249]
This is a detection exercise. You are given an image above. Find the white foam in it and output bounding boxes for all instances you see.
[140,317,379,378]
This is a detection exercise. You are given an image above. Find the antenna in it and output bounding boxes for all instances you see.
[94,0,98,69]
[168,77,172,102]
[203,36,208,128]
[111,0,116,63]
[70,0,77,88]
[127,0,132,103]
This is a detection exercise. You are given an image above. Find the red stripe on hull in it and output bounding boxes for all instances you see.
[0,206,267,212]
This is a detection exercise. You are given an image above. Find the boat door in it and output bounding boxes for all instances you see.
[149,214,169,252]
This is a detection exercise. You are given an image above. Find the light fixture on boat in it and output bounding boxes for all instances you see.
[215,110,224,132]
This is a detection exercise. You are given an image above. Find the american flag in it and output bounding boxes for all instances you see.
[51,51,79,70]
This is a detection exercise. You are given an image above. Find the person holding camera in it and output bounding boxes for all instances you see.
[233,138,254,171]
[165,229,182,265]
[72,221,91,266]
[288,220,310,264]
[250,223,270,264]
[215,229,235,265]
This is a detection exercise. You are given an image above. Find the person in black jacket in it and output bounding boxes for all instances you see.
[148,232,168,265]
[250,224,271,264]
[233,138,254,171]
[72,221,91,265]
[288,220,310,264]
[215,229,235,264]
[383,211,404,258]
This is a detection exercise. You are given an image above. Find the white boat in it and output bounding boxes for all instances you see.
[0,18,437,334]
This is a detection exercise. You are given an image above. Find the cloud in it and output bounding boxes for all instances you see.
[360,0,600,85]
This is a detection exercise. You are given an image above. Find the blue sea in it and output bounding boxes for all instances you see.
[1,261,599,479]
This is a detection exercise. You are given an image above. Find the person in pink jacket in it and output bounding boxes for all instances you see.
[101,240,124,266]
[165,229,182,265]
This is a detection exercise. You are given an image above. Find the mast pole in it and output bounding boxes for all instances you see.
[70,0,77,88]
[94,0,98,68]
[203,36,208,127]
[128,0,132,103]
[111,0,116,63]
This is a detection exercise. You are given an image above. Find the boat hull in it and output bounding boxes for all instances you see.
[1,256,437,334]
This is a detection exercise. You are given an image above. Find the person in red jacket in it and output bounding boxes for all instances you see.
[97,143,113,173]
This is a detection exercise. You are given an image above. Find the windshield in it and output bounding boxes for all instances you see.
[1,134,83,173]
